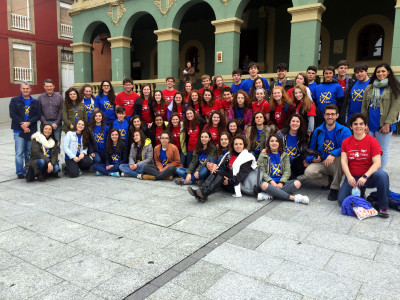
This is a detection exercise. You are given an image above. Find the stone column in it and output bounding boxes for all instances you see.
[154,28,181,84]
[70,42,92,83]
[211,17,244,75]
[391,0,400,68]
[287,2,326,71]
[258,7,267,72]
[107,36,132,82]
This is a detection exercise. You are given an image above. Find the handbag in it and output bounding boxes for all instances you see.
[240,166,262,196]
[25,165,36,182]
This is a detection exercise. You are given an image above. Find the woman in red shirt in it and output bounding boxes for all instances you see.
[269,86,295,130]
[152,90,168,121]
[188,89,202,116]
[201,89,223,121]
[252,88,270,120]
[149,114,167,148]
[203,110,226,145]
[167,92,186,121]
[183,107,206,167]
[249,77,268,100]
[212,75,229,101]
[182,81,193,103]
[133,84,154,127]
[292,84,316,135]
[167,113,185,166]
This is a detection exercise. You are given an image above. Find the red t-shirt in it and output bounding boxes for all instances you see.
[274,104,283,127]
[296,102,317,116]
[154,103,167,121]
[338,79,346,93]
[199,86,213,95]
[202,99,222,118]
[184,94,190,103]
[193,103,200,116]
[252,100,270,115]
[213,85,229,101]
[286,88,294,100]
[171,126,181,149]
[341,135,382,177]
[221,99,233,113]
[187,125,199,151]
[141,99,152,124]
[115,91,139,117]
[205,125,220,145]
[176,105,183,120]
[162,89,178,105]
[155,127,163,146]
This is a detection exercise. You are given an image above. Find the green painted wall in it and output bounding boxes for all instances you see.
[392,6,400,66]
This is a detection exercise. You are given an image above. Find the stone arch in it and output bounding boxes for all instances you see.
[180,40,206,80]
[171,0,215,29]
[81,21,112,44]
[122,11,159,37]
[346,14,393,66]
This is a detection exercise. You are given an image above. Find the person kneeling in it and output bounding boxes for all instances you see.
[257,134,308,204]
[27,124,60,181]
[338,113,390,218]
[93,129,128,176]
[187,135,256,202]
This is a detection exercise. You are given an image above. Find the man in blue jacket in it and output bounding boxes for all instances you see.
[304,104,352,200]
[9,82,41,178]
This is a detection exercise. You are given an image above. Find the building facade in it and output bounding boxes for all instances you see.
[0,0,74,122]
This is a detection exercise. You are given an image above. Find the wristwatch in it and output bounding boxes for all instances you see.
[362,174,368,179]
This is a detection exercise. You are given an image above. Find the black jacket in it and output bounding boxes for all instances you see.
[104,140,129,165]
[134,97,155,122]
[9,96,41,139]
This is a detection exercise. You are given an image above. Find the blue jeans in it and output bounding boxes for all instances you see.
[93,151,105,164]
[186,151,193,169]
[93,163,120,175]
[179,149,186,168]
[119,163,145,177]
[14,132,31,175]
[176,166,210,183]
[37,159,60,173]
[41,122,61,152]
[338,169,389,210]
[369,131,392,171]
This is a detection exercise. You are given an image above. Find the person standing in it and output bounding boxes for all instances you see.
[115,78,139,120]
[183,60,195,83]
[38,79,63,151]
[9,82,41,178]
[62,87,87,133]
[162,77,179,105]
[333,60,355,94]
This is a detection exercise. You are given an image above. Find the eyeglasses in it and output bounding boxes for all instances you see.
[324,113,337,117]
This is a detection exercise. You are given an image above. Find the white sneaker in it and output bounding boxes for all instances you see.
[96,171,102,176]
[257,192,273,202]
[294,194,309,204]
[137,174,142,180]
[120,172,125,177]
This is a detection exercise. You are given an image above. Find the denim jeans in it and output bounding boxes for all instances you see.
[179,149,186,168]
[93,151,105,164]
[41,121,61,152]
[93,163,120,175]
[14,132,31,175]
[369,131,392,171]
[176,166,210,183]
[37,159,60,173]
[186,151,193,168]
[119,163,145,177]
[338,169,389,210]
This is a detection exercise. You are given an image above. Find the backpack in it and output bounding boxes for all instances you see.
[367,190,400,211]
[291,148,322,177]
[25,165,36,182]
[240,166,262,196]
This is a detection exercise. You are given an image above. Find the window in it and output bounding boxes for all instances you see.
[13,43,33,82]
[60,2,73,39]
[357,24,384,61]
[9,0,33,32]
[61,50,74,63]
[185,47,200,73]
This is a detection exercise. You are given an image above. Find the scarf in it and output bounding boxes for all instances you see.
[31,131,55,155]
[371,78,388,108]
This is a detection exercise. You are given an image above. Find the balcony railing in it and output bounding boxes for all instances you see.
[14,67,33,82]
[61,24,73,39]
[11,13,30,31]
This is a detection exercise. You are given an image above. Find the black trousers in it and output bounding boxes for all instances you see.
[142,165,176,180]
[65,155,93,178]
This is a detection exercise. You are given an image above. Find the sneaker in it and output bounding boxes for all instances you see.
[120,172,125,177]
[61,163,67,175]
[142,174,156,180]
[378,209,389,218]
[187,186,196,196]
[294,194,309,204]
[327,189,338,201]
[175,178,185,186]
[167,175,173,181]
[96,171,102,176]
[137,174,142,180]
[110,172,120,177]
[17,174,25,179]
[257,192,273,202]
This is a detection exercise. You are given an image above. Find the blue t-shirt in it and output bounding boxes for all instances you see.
[323,125,337,159]
[236,108,244,129]
[160,148,169,167]
[94,94,116,123]
[254,129,263,155]
[285,134,298,163]
[66,133,81,160]
[231,82,244,95]
[84,98,94,122]
[198,152,207,165]
[348,79,370,122]
[111,145,120,164]
[242,77,270,95]
[269,152,282,183]
[112,119,129,142]
[93,125,109,153]
[44,148,51,158]
[316,83,344,112]
[74,105,79,124]
[308,81,318,100]
[369,87,385,132]
[23,98,32,122]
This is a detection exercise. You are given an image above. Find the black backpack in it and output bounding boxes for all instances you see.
[291,148,322,177]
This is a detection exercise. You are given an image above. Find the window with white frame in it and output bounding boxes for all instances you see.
[13,43,33,82]
[11,0,30,31]
[60,2,73,39]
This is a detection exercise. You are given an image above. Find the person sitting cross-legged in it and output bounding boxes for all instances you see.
[338,113,390,218]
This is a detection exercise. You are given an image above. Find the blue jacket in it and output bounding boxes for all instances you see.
[309,121,351,158]
[9,96,41,139]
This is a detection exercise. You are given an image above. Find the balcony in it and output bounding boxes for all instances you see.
[61,24,73,39]
[14,67,33,82]
[11,13,30,31]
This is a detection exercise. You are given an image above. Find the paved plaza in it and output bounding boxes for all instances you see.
[0,121,400,299]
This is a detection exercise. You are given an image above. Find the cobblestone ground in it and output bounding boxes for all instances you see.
[0,122,399,300]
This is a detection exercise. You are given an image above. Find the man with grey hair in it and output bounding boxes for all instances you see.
[38,79,63,151]
[9,82,41,178]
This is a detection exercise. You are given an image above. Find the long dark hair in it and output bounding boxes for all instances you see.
[280,114,308,147]
[183,107,199,131]
[64,87,82,110]
[194,130,214,154]
[166,113,181,132]
[266,133,284,155]
[138,83,152,105]
[132,129,146,160]
[89,111,106,133]
[369,63,400,99]
[152,90,167,111]
[249,111,266,148]
[217,131,231,157]
[106,128,121,154]
[201,89,215,107]
[207,110,226,133]
[249,77,267,100]
[229,134,248,154]
[41,124,58,145]
[172,92,186,115]
[182,81,193,101]
[232,90,252,111]
[73,119,91,149]
[129,115,145,145]
[227,119,241,137]
[99,80,116,105]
